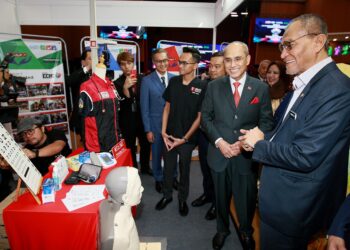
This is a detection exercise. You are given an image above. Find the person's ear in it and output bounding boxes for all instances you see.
[314,34,328,53]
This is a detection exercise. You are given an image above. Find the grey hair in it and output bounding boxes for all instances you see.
[224,41,250,56]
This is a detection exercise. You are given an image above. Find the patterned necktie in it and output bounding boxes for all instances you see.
[233,82,240,107]
[161,76,166,87]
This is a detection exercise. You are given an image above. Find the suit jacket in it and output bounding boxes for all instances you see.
[201,74,274,174]
[253,62,350,238]
[328,194,350,243]
[140,71,175,134]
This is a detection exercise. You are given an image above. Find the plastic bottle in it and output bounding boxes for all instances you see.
[52,167,61,191]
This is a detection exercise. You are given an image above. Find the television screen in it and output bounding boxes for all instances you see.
[253,18,291,43]
[99,26,147,40]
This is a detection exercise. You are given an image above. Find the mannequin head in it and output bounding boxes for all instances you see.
[105,167,143,206]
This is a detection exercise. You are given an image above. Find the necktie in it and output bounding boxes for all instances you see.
[161,76,166,87]
[233,82,240,107]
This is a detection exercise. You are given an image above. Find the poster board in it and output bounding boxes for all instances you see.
[0,123,42,195]
[0,38,70,145]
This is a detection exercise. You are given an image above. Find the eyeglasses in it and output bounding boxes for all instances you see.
[154,59,169,64]
[278,33,320,52]
[224,56,245,65]
[21,126,38,138]
[178,61,196,66]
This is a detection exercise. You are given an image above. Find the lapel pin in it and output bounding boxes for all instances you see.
[300,93,304,98]
[247,86,252,90]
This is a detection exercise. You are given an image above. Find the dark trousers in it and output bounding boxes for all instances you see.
[197,130,214,201]
[122,124,151,171]
[0,170,13,202]
[260,220,308,250]
[211,161,257,236]
[163,143,195,202]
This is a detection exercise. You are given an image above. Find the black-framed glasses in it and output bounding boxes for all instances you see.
[278,33,321,52]
[21,126,39,138]
[178,61,196,66]
[154,59,169,64]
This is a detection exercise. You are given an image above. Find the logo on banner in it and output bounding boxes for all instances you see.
[42,72,62,79]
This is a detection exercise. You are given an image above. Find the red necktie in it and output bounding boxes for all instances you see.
[233,82,240,107]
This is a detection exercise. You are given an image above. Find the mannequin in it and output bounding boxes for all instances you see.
[100,167,143,250]
[95,55,107,81]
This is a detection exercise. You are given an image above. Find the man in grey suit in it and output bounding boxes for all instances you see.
[201,42,274,250]
[240,14,350,249]
[140,48,176,193]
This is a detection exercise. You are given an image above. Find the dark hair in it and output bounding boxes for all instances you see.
[267,61,292,99]
[117,52,134,64]
[152,48,168,60]
[182,47,201,63]
[81,49,91,61]
[211,51,224,58]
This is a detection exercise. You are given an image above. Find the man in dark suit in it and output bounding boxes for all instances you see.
[66,50,91,135]
[327,195,350,250]
[240,14,350,249]
[201,41,273,250]
[140,48,176,192]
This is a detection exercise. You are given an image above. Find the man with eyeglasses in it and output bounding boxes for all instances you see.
[201,41,273,250]
[140,48,178,192]
[17,117,71,175]
[239,14,350,249]
[155,47,206,217]
[192,51,226,221]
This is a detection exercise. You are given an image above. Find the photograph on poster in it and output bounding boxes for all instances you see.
[27,85,49,97]
[47,98,66,110]
[28,100,48,112]
[17,100,29,113]
[49,84,64,95]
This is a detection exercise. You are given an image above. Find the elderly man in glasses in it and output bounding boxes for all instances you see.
[17,117,71,175]
[239,14,350,249]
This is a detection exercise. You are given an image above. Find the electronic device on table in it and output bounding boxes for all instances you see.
[90,152,116,169]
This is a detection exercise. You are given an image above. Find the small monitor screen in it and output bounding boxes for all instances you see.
[99,26,147,40]
[253,17,291,43]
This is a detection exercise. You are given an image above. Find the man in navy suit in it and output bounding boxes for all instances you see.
[240,14,350,249]
[140,48,176,192]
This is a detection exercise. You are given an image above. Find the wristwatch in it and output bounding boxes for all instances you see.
[32,149,39,158]
[182,137,189,143]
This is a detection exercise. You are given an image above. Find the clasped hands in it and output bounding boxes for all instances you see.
[238,126,265,152]
[162,133,186,151]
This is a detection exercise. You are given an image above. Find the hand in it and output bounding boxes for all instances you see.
[200,72,209,80]
[217,139,240,158]
[327,235,346,250]
[239,127,264,150]
[124,76,137,89]
[0,155,11,170]
[162,132,174,151]
[229,141,242,156]
[146,132,154,143]
[167,135,186,150]
[22,148,36,159]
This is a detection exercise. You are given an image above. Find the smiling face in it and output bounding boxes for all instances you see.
[153,52,169,75]
[280,21,321,76]
[266,64,281,86]
[224,43,250,81]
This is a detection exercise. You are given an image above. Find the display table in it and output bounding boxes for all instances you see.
[3,148,133,250]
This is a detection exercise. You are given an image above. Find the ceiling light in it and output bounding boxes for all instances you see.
[345,36,349,39]
[231,11,237,15]
[333,38,337,41]
[241,11,248,15]
[231,14,239,17]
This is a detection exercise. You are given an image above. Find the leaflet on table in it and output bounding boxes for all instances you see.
[62,185,105,212]
[0,124,42,194]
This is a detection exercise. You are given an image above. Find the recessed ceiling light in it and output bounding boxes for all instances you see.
[241,12,248,15]
[345,36,349,39]
[333,38,337,41]
[231,12,237,15]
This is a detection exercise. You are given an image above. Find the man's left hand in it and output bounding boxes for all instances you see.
[239,127,264,151]
[23,148,36,159]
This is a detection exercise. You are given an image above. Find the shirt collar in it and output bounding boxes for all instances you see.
[229,72,247,87]
[293,57,332,90]
[156,70,167,81]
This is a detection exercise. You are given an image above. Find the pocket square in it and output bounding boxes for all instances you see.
[250,97,259,104]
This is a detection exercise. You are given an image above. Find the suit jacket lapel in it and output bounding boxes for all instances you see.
[151,71,164,93]
[238,76,255,109]
[222,76,236,112]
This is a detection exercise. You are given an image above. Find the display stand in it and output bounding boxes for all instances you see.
[15,179,41,205]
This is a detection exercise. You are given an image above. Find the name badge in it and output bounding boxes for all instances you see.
[289,110,297,120]
[100,91,109,99]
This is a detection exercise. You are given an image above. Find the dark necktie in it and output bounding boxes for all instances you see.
[233,82,240,107]
[161,76,166,87]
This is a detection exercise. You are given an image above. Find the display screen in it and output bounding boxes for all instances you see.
[253,17,291,43]
[99,26,147,40]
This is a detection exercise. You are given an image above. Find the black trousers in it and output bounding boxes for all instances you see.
[211,160,257,236]
[260,220,308,250]
[197,130,214,201]
[163,143,195,202]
